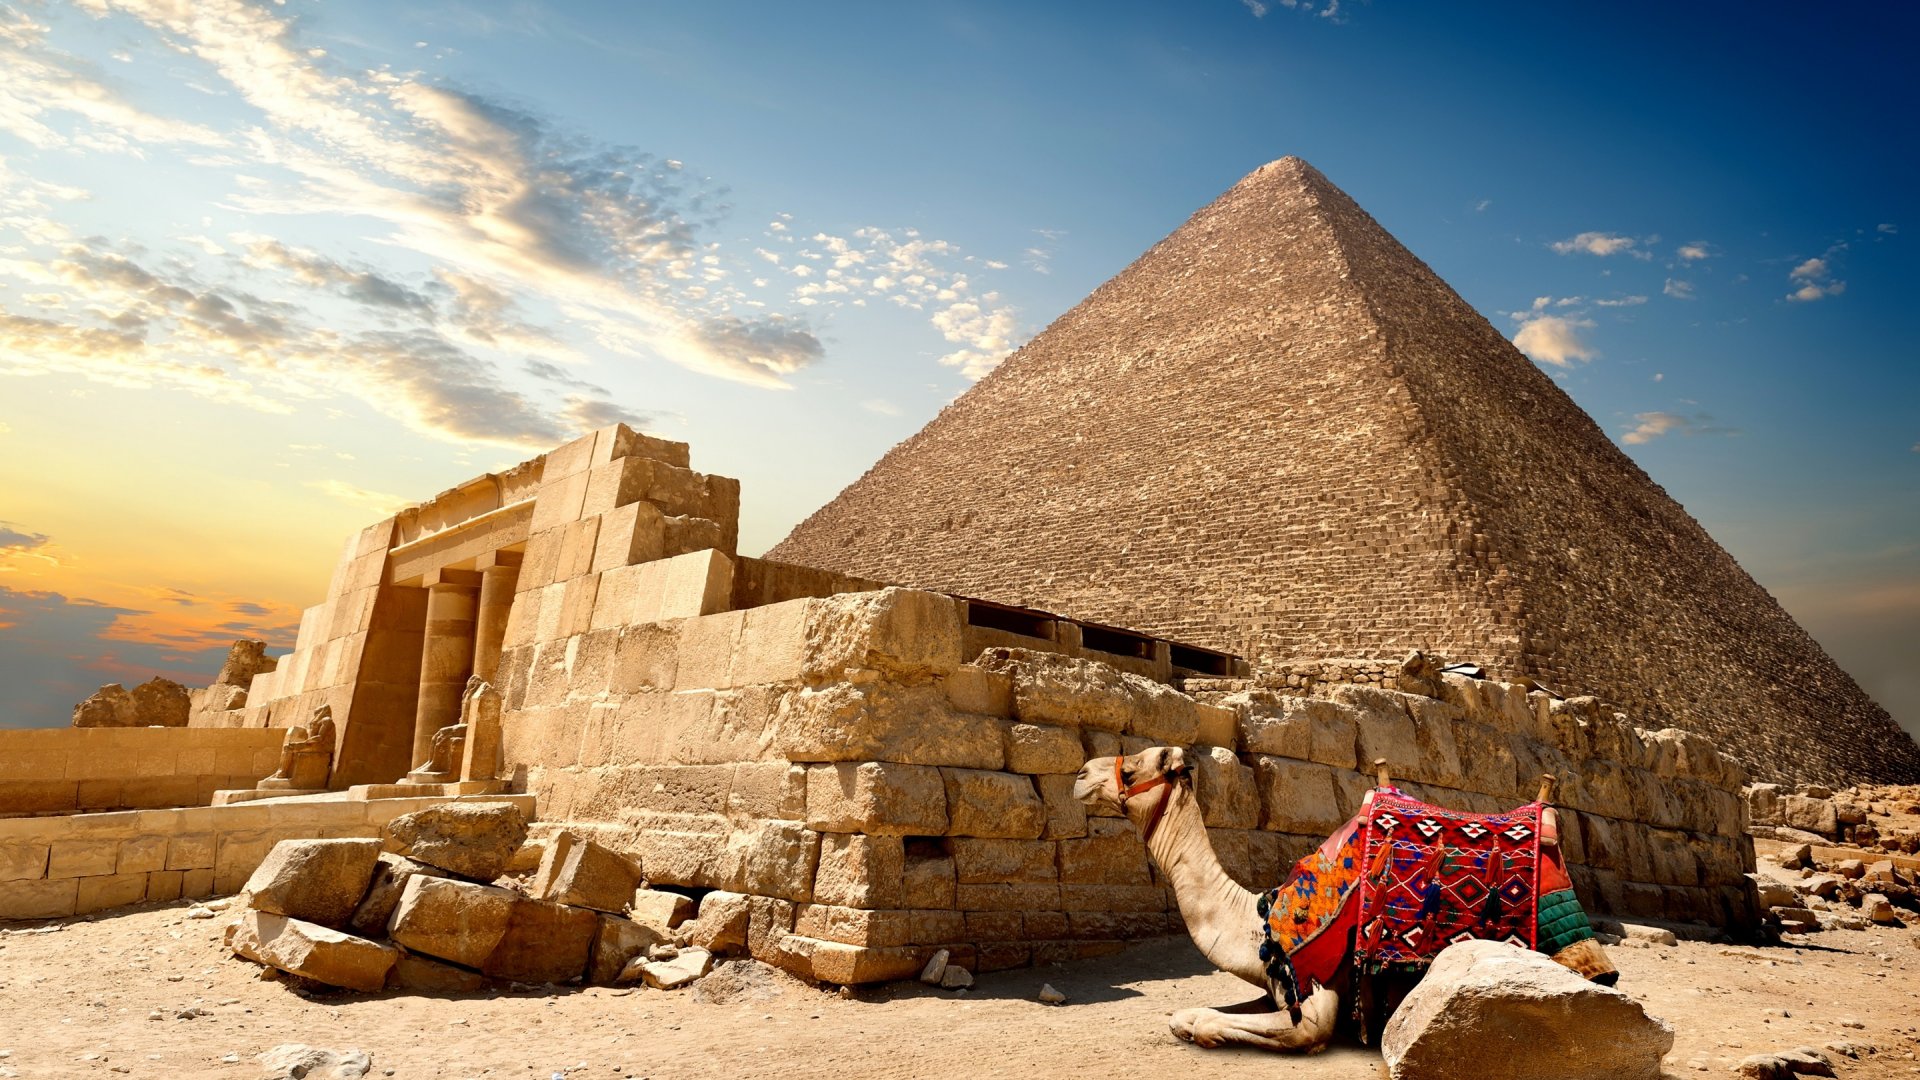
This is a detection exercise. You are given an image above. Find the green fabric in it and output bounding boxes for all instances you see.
[1536,888,1596,956]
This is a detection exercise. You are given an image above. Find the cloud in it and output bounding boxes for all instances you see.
[1511,313,1597,368]
[308,478,412,515]
[1663,278,1695,300]
[1620,411,1741,445]
[1676,241,1712,261]
[1241,0,1269,15]
[242,238,435,316]
[1785,256,1846,302]
[0,522,51,555]
[0,7,225,151]
[1550,231,1647,258]
[860,399,902,416]
[1878,224,1897,235]
[1474,199,1491,213]
[932,300,1023,380]
[1594,295,1648,307]
[0,584,235,728]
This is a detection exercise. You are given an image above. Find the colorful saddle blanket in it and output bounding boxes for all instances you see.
[1256,788,1593,1011]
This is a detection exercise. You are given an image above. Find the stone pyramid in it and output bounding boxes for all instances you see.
[771,158,1918,785]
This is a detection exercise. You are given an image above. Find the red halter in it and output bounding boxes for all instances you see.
[1115,756,1178,844]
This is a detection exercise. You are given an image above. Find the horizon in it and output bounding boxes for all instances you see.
[0,1,1913,742]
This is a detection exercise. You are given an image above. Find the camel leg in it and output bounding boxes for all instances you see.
[1169,985,1340,1053]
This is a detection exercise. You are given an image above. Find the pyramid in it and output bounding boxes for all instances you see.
[771,158,1920,785]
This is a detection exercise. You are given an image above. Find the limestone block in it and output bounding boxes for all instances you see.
[531,831,644,913]
[674,609,746,691]
[1454,722,1518,797]
[75,872,149,914]
[48,838,119,878]
[727,762,808,821]
[1065,909,1173,939]
[0,842,48,882]
[803,940,927,985]
[777,682,1005,769]
[806,761,949,835]
[1381,940,1673,1080]
[910,908,968,944]
[952,837,1056,884]
[942,768,1044,838]
[628,888,695,935]
[902,849,956,909]
[812,833,903,908]
[1058,818,1152,885]
[795,904,913,948]
[1193,745,1260,829]
[683,890,751,953]
[1231,693,1311,758]
[147,869,184,902]
[1005,723,1085,775]
[956,882,1062,911]
[964,910,1021,941]
[974,648,1132,732]
[944,665,1012,717]
[541,429,600,480]
[241,839,383,929]
[1194,704,1237,750]
[626,812,727,889]
[1037,774,1091,840]
[1206,827,1256,888]
[0,877,78,918]
[380,801,528,881]
[349,854,446,937]
[387,876,518,969]
[1402,697,1465,788]
[608,622,680,693]
[482,897,599,983]
[1780,795,1839,838]
[1252,756,1345,835]
[529,469,590,534]
[228,910,399,993]
[388,952,491,993]
[726,819,820,903]
[588,914,665,984]
[799,588,963,683]
[1125,683,1201,744]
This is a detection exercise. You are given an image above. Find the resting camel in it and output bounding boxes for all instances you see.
[1073,746,1614,1053]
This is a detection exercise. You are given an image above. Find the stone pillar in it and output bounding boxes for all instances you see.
[411,569,481,771]
[470,553,522,684]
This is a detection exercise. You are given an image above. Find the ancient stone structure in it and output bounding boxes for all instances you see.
[72,677,191,728]
[769,157,1919,787]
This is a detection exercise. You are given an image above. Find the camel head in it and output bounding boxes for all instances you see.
[1073,746,1193,826]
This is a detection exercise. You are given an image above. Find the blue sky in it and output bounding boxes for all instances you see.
[0,1,1914,738]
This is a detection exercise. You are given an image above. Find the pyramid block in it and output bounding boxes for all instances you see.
[771,157,1918,785]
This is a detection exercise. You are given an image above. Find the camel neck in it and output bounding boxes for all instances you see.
[1142,785,1268,988]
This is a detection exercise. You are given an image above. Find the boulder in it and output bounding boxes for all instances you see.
[1733,1048,1836,1079]
[256,1044,372,1080]
[71,683,134,727]
[215,638,277,687]
[1863,893,1897,924]
[227,910,399,992]
[589,915,666,985]
[530,831,643,913]
[1780,796,1838,838]
[629,888,695,935]
[128,676,191,727]
[380,802,528,881]
[627,945,713,989]
[241,839,383,929]
[386,876,518,968]
[481,898,599,984]
[1381,939,1673,1080]
[349,854,448,937]
[680,890,751,954]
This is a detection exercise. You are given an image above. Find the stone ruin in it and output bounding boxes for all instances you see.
[72,677,191,728]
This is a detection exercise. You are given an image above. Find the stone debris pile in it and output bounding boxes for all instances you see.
[221,801,733,993]
[1748,782,1920,853]
[71,677,191,728]
[1745,783,1920,934]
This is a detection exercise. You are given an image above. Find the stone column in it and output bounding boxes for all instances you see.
[470,553,522,684]
[411,569,481,771]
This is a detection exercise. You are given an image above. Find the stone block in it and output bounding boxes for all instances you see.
[588,914,665,984]
[531,830,644,913]
[944,665,1012,717]
[902,848,956,909]
[1253,756,1345,835]
[380,801,528,881]
[0,842,49,882]
[1037,774,1090,839]
[631,945,714,989]
[529,468,590,534]
[1058,817,1152,885]
[795,904,913,948]
[387,876,518,969]
[1005,723,1085,775]
[147,869,184,902]
[349,854,447,937]
[47,838,119,879]
[978,649,1133,730]
[634,549,733,623]
[241,838,383,929]
[1193,745,1260,829]
[388,952,491,993]
[806,761,948,835]
[75,872,150,913]
[1066,909,1174,939]
[955,882,1061,911]
[0,876,78,918]
[482,897,599,983]
[683,890,752,953]
[181,867,214,898]
[910,908,967,944]
[942,768,1044,838]
[804,940,927,985]
[812,833,904,908]
[727,762,808,821]
[777,682,1005,769]
[1194,703,1237,749]
[963,910,1022,941]
[802,588,963,682]
[727,599,811,687]
[952,837,1057,884]
[727,819,820,903]
[228,910,399,992]
[628,888,695,934]
[608,621,680,693]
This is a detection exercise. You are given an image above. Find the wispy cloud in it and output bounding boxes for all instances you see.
[308,478,412,515]
[1620,411,1741,445]
[1550,231,1651,259]
[1594,294,1648,307]
[1675,241,1713,262]
[860,398,902,416]
[1663,278,1695,300]
[1785,256,1846,302]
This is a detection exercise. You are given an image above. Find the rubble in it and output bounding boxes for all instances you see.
[379,802,529,881]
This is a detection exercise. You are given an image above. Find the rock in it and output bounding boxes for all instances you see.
[256,1044,372,1080]
[629,889,695,934]
[1620,923,1679,947]
[379,802,528,881]
[1381,940,1673,1080]
[227,911,399,993]
[588,915,665,986]
[939,965,973,990]
[1832,859,1865,880]
[1780,796,1839,838]
[1753,878,1797,909]
[349,855,448,937]
[1863,860,1900,885]
[1863,893,1897,924]
[215,639,276,687]
[1797,874,1842,900]
[1824,1040,1871,1059]
[386,952,491,993]
[628,946,713,989]
[71,683,133,727]
[919,948,949,985]
[242,839,383,930]
[1773,907,1820,933]
[481,898,599,984]
[1733,1048,1836,1079]
[530,831,643,913]
[1780,845,1814,871]
[679,890,751,954]
[691,959,789,1004]
[386,876,518,969]
[128,677,192,727]
[1038,982,1067,1005]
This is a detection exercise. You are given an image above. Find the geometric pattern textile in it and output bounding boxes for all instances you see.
[1256,811,1366,1010]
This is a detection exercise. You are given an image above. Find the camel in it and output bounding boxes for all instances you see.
[1073,745,1615,1053]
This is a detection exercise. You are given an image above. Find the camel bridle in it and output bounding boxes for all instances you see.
[1114,756,1184,845]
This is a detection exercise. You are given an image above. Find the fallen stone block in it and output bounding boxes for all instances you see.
[228,910,399,993]
[241,839,383,930]
[1618,923,1678,946]
[349,854,447,937]
[680,890,751,953]
[1863,893,1897,924]
[1734,1048,1837,1079]
[589,914,666,985]
[627,945,713,989]
[380,802,528,881]
[257,1044,373,1080]
[387,876,518,969]
[629,888,695,936]
[1381,939,1673,1080]
[530,831,643,913]
[482,897,599,984]
[386,951,491,993]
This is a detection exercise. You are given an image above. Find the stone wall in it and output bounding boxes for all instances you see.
[0,727,285,818]
[0,792,532,920]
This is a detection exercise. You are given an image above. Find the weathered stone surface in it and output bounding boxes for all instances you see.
[1058,818,1151,885]
[1382,940,1674,1080]
[129,677,192,727]
[386,876,518,969]
[629,888,696,935]
[813,833,904,908]
[531,830,643,913]
[1862,893,1896,924]
[806,761,948,835]
[682,889,752,953]
[387,951,491,993]
[943,768,1044,838]
[256,1044,373,1080]
[629,945,713,989]
[241,839,383,930]
[973,649,1195,742]
[589,914,666,984]
[952,838,1056,884]
[802,588,963,681]
[1192,745,1259,829]
[349,854,446,937]
[482,897,599,983]
[71,683,132,727]
[1779,796,1839,838]
[776,682,1005,769]
[380,802,528,881]
[1251,756,1345,834]
[1004,723,1085,775]
[228,910,399,993]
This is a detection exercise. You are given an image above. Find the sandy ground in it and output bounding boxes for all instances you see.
[2,901,1917,1079]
